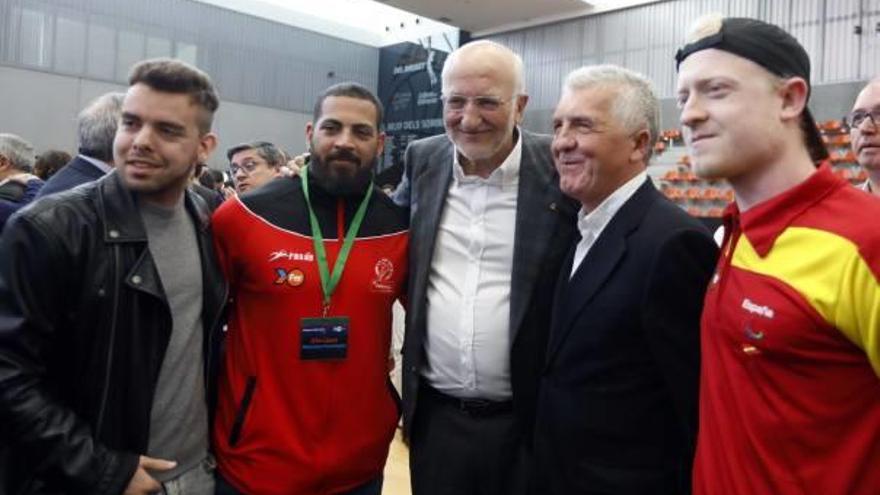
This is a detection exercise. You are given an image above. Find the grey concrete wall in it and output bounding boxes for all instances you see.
[0,65,312,170]
[1,0,378,114]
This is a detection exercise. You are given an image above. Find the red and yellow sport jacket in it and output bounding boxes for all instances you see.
[694,165,880,495]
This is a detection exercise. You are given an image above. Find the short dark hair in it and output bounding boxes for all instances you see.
[226,141,285,169]
[128,58,219,134]
[312,82,384,129]
[198,170,215,189]
[34,150,72,180]
[199,168,224,189]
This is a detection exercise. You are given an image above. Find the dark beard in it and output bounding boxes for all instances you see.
[308,152,375,197]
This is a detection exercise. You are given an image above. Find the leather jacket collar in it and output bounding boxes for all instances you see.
[97,170,211,244]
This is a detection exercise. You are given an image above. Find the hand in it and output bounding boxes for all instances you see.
[279,153,308,178]
[290,153,308,170]
[123,455,176,495]
[7,173,39,185]
[220,186,236,199]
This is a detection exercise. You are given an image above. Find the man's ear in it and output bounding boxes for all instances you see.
[779,77,809,124]
[513,94,529,125]
[198,132,218,164]
[376,132,386,158]
[305,122,315,144]
[630,129,652,164]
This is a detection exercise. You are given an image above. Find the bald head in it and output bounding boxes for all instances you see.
[441,40,525,96]
[855,77,880,102]
[850,77,880,179]
[439,40,529,172]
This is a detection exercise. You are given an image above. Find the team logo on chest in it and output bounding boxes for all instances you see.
[741,298,775,319]
[739,298,775,356]
[371,258,394,292]
[275,268,305,287]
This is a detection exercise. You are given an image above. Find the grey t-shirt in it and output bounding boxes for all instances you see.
[139,197,208,481]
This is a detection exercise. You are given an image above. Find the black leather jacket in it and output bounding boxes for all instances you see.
[0,171,227,494]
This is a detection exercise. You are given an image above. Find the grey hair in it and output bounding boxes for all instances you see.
[442,40,526,95]
[563,64,659,161]
[0,133,36,172]
[226,141,285,169]
[78,92,124,162]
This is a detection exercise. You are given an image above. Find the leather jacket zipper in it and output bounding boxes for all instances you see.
[204,284,228,394]
[94,244,121,435]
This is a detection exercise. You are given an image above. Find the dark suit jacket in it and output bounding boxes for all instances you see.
[36,155,106,198]
[191,183,224,212]
[393,130,578,442]
[534,179,717,495]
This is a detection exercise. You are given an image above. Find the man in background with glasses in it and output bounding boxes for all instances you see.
[848,77,880,196]
[227,140,284,194]
[393,40,577,495]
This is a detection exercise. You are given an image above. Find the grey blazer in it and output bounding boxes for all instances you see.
[392,129,578,441]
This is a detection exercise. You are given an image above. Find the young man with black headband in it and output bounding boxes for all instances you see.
[676,15,880,494]
[211,82,407,495]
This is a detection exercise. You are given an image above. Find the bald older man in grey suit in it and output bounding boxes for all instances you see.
[393,40,577,495]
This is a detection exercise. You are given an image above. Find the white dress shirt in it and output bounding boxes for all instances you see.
[422,133,522,401]
[570,171,647,278]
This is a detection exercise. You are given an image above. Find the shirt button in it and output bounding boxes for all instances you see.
[131,275,142,285]
[109,230,119,239]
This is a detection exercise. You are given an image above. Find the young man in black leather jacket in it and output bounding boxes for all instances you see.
[0,58,226,495]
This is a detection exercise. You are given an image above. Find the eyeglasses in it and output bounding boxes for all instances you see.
[442,94,512,112]
[844,109,880,129]
[230,160,263,176]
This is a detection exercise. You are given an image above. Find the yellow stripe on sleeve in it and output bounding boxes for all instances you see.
[731,227,880,376]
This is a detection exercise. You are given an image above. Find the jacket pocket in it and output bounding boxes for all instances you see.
[228,376,256,447]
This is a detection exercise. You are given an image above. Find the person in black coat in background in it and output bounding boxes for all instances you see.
[36,92,124,198]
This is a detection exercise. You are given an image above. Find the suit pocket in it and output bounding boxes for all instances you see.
[228,376,256,447]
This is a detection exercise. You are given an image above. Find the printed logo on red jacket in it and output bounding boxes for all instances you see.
[275,268,305,287]
[371,258,394,293]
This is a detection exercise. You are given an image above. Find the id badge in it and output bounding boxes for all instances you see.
[300,317,349,360]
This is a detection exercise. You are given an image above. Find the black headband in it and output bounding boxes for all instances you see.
[675,18,810,80]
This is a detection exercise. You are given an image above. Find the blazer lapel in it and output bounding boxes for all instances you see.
[545,179,657,362]
[412,141,453,293]
[509,132,566,343]
[547,243,576,352]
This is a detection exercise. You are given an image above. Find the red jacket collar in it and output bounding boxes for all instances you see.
[722,163,845,257]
